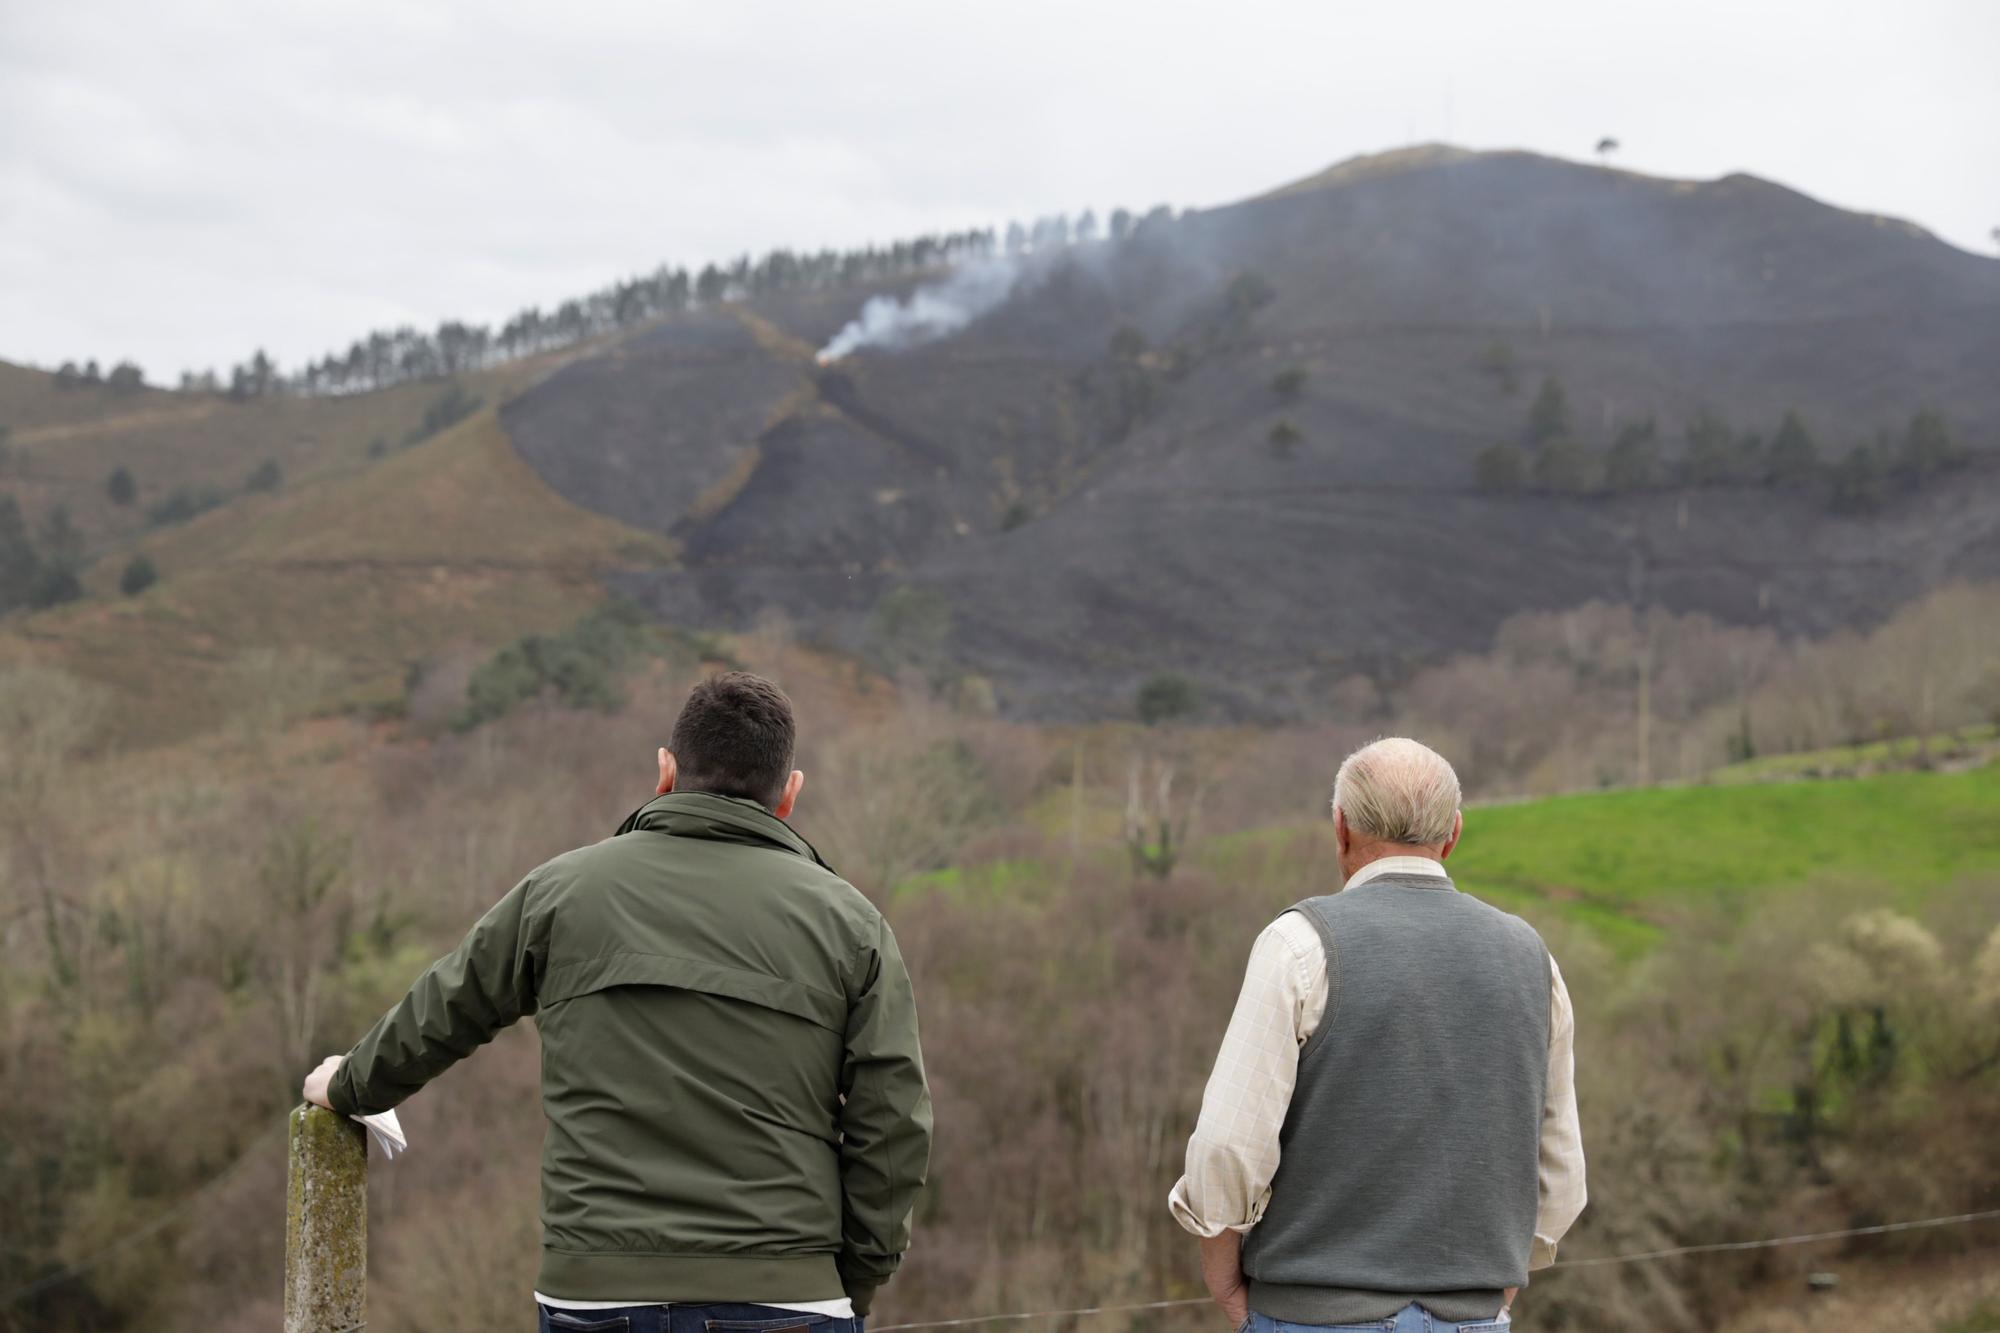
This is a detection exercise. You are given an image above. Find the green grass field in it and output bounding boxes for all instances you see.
[1186,761,2000,958]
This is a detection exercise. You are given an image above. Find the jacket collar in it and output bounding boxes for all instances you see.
[615,790,834,871]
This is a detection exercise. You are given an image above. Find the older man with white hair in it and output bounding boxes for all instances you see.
[1170,738,1585,1333]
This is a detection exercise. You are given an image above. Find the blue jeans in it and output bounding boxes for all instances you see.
[538,1303,864,1333]
[1245,1306,1510,1333]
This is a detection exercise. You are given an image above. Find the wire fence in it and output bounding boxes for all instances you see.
[869,1207,2000,1332]
[5,1145,1996,1325]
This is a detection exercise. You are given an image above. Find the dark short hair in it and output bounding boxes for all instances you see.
[669,672,796,808]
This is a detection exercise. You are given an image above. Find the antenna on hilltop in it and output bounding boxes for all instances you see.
[1596,136,1620,166]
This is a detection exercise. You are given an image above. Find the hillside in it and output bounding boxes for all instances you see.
[0,350,670,742]
[497,146,2000,718]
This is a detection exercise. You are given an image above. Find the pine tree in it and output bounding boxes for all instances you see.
[1768,410,1819,486]
[1900,409,1963,480]
[1526,376,1570,444]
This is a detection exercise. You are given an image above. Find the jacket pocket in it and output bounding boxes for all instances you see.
[547,1314,633,1332]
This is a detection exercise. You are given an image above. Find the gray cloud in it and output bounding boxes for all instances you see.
[2,0,1995,381]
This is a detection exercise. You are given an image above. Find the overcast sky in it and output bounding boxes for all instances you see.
[3,0,1996,381]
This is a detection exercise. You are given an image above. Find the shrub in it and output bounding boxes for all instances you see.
[119,554,158,596]
[1224,271,1275,316]
[147,485,225,528]
[1136,673,1200,725]
[0,494,40,611]
[28,505,85,609]
[1270,366,1307,400]
[1267,419,1302,459]
[244,458,283,494]
[105,465,137,506]
[454,602,650,730]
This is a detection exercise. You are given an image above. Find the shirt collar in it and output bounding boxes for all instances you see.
[1343,854,1452,890]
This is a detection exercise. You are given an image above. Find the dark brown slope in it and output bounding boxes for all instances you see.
[502,146,2000,718]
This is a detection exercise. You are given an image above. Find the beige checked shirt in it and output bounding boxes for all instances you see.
[1168,856,1586,1268]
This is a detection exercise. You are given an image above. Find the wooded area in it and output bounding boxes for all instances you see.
[3,584,1997,1332]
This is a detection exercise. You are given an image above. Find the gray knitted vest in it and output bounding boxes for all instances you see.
[1241,874,1551,1324]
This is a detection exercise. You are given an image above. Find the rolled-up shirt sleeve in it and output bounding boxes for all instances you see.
[1530,954,1587,1268]
[1168,915,1318,1237]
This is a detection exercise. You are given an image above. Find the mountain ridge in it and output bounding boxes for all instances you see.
[497,146,1999,717]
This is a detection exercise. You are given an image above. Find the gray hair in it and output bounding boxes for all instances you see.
[1332,737,1462,846]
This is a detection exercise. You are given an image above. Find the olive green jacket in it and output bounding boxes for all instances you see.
[327,792,932,1312]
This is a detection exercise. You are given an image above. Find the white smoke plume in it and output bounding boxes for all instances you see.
[816,256,1022,362]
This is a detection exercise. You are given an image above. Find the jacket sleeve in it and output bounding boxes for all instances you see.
[836,916,934,1314]
[327,872,548,1118]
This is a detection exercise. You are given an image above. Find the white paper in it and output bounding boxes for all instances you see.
[352,1109,407,1160]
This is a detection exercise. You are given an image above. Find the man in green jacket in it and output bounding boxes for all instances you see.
[303,672,933,1332]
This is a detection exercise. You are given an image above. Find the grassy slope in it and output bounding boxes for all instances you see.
[1450,763,2000,947]
[0,360,517,552]
[0,351,675,744]
[1183,761,2000,958]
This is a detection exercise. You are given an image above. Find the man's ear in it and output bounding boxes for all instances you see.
[1438,809,1464,861]
[774,769,805,820]
[656,748,678,796]
[1333,805,1351,857]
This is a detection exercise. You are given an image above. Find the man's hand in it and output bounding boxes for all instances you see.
[1502,1286,1518,1315]
[302,1055,344,1110]
[1198,1231,1250,1329]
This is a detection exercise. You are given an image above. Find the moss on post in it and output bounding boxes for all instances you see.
[285,1104,367,1332]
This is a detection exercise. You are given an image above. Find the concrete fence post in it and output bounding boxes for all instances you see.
[285,1104,367,1333]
